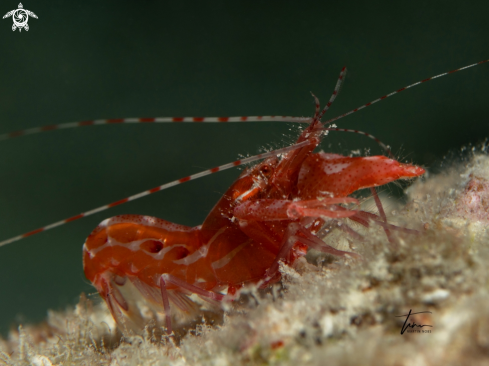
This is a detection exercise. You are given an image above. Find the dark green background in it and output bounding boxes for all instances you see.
[0,1,487,335]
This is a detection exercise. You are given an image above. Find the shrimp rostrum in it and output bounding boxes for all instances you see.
[82,67,425,334]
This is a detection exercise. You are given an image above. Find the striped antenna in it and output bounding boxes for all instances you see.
[315,66,347,124]
[0,140,311,248]
[323,59,489,127]
[0,116,311,141]
[325,127,393,158]
[310,92,321,121]
[1,59,487,141]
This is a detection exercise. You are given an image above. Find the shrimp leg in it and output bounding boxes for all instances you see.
[234,198,359,221]
[259,222,359,283]
[159,274,224,334]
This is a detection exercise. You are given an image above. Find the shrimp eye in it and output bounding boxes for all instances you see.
[261,165,271,175]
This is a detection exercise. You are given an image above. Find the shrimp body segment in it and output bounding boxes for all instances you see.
[83,114,425,333]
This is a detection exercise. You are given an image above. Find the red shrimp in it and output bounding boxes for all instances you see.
[0,59,486,334]
[82,68,424,334]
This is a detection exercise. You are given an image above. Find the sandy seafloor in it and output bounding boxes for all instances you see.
[2,148,489,366]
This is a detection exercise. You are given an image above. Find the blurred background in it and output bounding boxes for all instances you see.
[0,0,487,335]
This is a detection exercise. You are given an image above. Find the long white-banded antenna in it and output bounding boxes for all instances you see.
[0,59,486,140]
[0,140,311,248]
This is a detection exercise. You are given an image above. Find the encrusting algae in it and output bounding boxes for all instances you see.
[2,147,489,366]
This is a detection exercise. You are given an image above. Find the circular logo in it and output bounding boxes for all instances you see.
[12,9,28,28]
[2,3,38,32]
